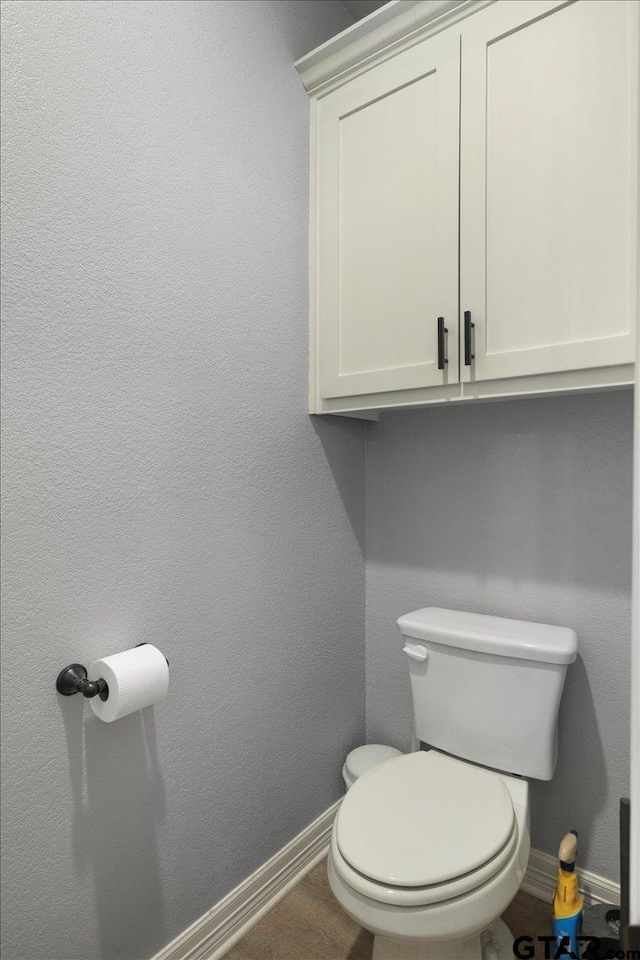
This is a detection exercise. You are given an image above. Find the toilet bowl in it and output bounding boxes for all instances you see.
[328,750,530,960]
[342,744,403,790]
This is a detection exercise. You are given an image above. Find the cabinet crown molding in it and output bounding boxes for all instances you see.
[294,0,490,95]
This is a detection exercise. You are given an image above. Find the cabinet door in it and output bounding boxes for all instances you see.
[460,0,636,384]
[315,33,460,400]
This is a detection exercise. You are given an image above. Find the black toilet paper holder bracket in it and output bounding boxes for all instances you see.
[56,664,109,701]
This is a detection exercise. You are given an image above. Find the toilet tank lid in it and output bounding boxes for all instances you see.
[397,608,577,665]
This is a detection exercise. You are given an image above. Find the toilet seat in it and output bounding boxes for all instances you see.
[331,818,518,906]
[334,751,518,906]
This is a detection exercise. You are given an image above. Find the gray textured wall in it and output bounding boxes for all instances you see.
[366,391,633,882]
[2,2,632,955]
[0,3,362,959]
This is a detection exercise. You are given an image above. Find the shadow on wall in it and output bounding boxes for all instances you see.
[60,698,167,960]
[312,415,367,558]
[365,391,634,592]
[530,654,607,871]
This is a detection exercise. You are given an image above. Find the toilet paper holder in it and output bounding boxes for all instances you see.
[56,645,169,703]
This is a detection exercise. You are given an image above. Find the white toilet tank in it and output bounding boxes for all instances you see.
[398,608,577,780]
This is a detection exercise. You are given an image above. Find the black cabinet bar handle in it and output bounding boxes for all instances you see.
[464,310,475,366]
[437,316,448,370]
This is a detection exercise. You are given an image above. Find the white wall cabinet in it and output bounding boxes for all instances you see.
[316,32,460,399]
[297,0,637,417]
[460,0,636,386]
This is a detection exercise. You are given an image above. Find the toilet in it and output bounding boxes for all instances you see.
[328,607,577,960]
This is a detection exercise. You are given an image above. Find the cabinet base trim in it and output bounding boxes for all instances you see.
[312,365,634,418]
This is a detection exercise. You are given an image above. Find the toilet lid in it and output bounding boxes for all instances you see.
[336,751,515,888]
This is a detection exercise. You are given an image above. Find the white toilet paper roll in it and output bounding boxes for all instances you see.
[88,644,169,723]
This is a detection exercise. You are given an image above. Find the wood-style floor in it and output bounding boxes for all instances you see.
[224,859,551,960]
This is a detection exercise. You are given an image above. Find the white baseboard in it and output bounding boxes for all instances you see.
[153,806,620,960]
[522,848,620,908]
[152,800,341,960]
